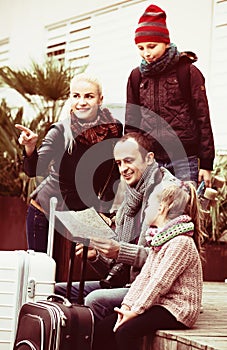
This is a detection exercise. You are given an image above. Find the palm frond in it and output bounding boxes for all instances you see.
[0,58,84,199]
[32,59,73,101]
[0,66,36,102]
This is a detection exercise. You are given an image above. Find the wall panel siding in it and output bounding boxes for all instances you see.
[210,0,227,151]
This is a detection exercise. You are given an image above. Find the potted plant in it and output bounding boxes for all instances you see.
[0,59,74,250]
[0,58,76,196]
[201,152,227,282]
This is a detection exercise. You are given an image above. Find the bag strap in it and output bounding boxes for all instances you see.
[130,67,141,105]
[98,159,115,200]
[130,57,193,108]
[176,55,192,106]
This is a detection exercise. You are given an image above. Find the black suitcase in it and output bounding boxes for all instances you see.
[13,198,94,350]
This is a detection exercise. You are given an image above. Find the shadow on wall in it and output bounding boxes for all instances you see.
[0,196,28,250]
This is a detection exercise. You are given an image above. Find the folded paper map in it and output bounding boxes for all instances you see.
[55,207,117,241]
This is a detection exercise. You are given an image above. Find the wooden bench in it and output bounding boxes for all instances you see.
[141,282,227,350]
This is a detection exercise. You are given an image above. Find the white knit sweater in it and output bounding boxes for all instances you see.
[122,235,203,328]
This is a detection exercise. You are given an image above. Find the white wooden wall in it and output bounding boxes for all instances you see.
[209,0,227,152]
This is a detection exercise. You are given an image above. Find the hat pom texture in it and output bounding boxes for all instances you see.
[135,4,170,44]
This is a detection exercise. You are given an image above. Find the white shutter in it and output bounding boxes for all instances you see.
[0,38,10,67]
[210,0,227,151]
[88,0,148,105]
[46,16,91,71]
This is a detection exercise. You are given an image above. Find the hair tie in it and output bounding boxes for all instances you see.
[180,181,190,194]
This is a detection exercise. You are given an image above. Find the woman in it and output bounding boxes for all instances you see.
[92,182,206,350]
[16,73,123,252]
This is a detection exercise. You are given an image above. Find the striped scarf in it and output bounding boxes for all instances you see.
[145,215,194,251]
[70,107,121,146]
[115,161,162,243]
[140,43,180,76]
[61,107,121,154]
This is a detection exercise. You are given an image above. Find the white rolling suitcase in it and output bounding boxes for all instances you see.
[0,213,56,350]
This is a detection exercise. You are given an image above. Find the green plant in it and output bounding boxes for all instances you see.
[210,154,227,241]
[0,58,78,199]
[0,99,24,196]
[0,99,51,198]
[203,153,227,242]
[0,58,74,123]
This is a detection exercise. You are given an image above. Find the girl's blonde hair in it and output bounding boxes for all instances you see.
[70,72,103,96]
[160,182,207,255]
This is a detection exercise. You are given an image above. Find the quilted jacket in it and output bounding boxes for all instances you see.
[125,58,215,170]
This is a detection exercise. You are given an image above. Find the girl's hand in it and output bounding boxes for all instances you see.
[15,124,38,156]
[98,213,112,226]
[113,306,138,332]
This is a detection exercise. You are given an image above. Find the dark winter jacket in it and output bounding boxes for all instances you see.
[23,118,123,213]
[125,56,215,170]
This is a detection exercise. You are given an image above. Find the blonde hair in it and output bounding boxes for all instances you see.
[70,72,103,97]
[60,72,103,153]
[160,182,207,255]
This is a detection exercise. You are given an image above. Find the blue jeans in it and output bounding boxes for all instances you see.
[55,281,128,320]
[26,204,49,252]
[158,155,199,185]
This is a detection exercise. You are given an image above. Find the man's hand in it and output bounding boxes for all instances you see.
[90,237,120,259]
[15,124,38,156]
[75,243,97,261]
[113,306,138,332]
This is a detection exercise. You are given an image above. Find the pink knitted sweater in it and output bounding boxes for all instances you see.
[122,235,203,328]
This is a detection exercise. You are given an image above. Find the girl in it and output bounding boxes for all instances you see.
[16,73,123,252]
[92,182,206,350]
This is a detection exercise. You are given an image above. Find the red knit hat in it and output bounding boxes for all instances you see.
[135,4,170,44]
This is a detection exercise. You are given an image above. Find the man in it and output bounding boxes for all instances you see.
[55,132,181,319]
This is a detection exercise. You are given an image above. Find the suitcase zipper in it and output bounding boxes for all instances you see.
[15,314,44,350]
[38,301,67,327]
[15,340,37,350]
[27,302,56,350]
[37,301,67,350]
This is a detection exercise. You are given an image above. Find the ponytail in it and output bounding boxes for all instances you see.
[161,182,207,257]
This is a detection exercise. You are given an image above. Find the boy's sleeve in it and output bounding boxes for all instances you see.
[190,65,215,170]
[125,69,143,134]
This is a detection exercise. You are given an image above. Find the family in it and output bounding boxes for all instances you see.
[15,4,214,350]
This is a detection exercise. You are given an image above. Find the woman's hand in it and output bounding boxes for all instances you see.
[15,124,38,156]
[113,306,138,332]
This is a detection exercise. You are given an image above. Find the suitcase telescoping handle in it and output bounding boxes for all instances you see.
[47,197,58,258]
[66,238,89,305]
[48,197,90,305]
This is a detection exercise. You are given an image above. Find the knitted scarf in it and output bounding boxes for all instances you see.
[116,161,162,243]
[145,215,194,251]
[140,43,180,77]
[63,107,121,154]
[70,107,121,145]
